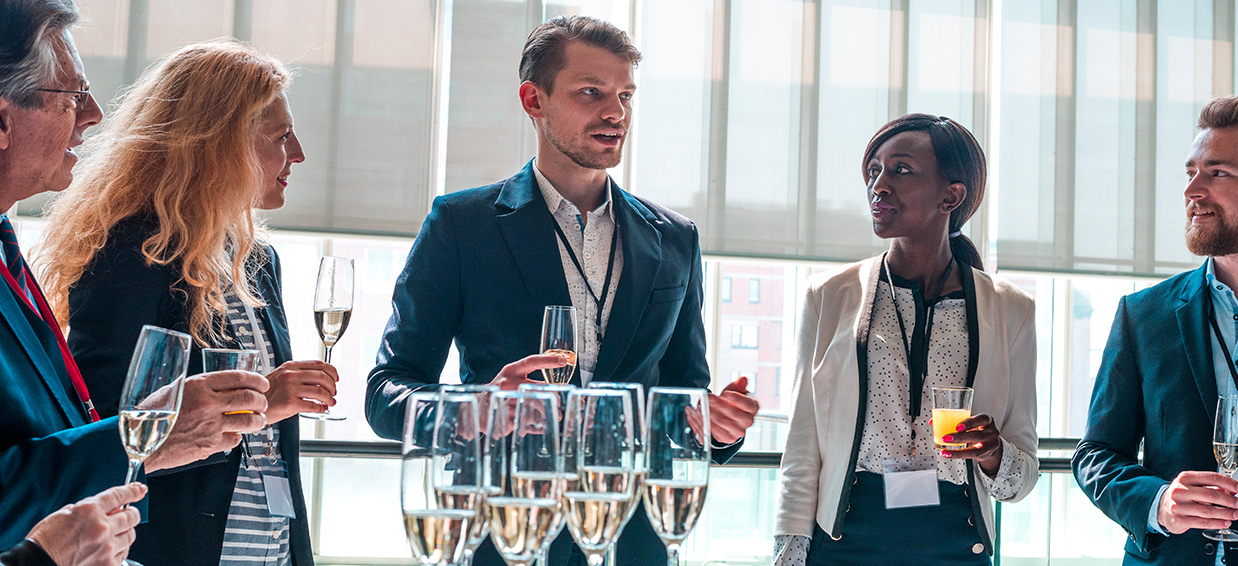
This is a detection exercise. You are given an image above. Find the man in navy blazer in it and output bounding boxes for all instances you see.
[1074,95,1238,565]
[368,15,759,566]
[0,0,269,554]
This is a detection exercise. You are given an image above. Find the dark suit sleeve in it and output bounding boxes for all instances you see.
[652,223,743,462]
[366,196,461,440]
[0,417,130,549]
[1072,296,1166,554]
[0,539,56,566]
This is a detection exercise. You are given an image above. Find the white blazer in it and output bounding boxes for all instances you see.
[774,257,1039,548]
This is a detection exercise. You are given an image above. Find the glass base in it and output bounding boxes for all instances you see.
[300,409,346,421]
[1204,528,1238,541]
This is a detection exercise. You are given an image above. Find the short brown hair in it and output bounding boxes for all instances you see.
[519,15,641,93]
[1199,95,1238,130]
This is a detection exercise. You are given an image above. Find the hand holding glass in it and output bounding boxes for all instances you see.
[118,326,191,566]
[540,306,577,384]
[931,387,973,450]
[1205,394,1238,542]
[306,256,352,421]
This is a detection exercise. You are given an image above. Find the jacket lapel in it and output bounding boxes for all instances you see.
[592,188,661,382]
[494,161,572,314]
[254,262,292,366]
[0,283,76,423]
[1178,264,1218,418]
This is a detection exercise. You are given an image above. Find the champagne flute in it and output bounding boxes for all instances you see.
[433,393,490,563]
[562,389,636,566]
[518,383,575,566]
[118,325,191,566]
[305,256,352,421]
[489,391,562,566]
[540,305,577,384]
[401,392,475,566]
[586,382,646,566]
[643,388,711,566]
[1206,394,1238,541]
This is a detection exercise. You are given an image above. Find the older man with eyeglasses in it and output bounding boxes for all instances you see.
[0,1,274,562]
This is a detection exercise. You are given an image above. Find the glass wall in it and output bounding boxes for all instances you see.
[22,0,1238,562]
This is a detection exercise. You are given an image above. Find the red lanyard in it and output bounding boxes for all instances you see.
[0,261,99,422]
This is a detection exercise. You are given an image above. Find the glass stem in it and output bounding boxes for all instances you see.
[323,345,333,364]
[666,544,680,566]
[607,544,616,565]
[123,458,142,485]
[586,551,606,566]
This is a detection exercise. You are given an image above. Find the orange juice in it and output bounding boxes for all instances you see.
[932,408,971,449]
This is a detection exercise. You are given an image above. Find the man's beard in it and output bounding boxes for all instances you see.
[1186,209,1238,257]
[544,119,624,170]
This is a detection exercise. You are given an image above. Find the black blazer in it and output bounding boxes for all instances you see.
[1073,264,1225,565]
[66,217,312,566]
[367,161,735,565]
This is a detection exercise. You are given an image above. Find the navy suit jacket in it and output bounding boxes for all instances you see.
[367,161,732,565]
[66,217,313,566]
[0,258,131,549]
[1073,264,1227,565]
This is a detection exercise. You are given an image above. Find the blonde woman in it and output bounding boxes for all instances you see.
[36,40,336,566]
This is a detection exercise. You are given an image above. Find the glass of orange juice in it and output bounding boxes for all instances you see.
[931,387,973,450]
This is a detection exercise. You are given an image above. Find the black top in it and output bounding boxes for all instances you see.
[0,540,54,566]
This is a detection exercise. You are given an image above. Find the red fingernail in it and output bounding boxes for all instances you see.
[942,435,954,443]
[941,451,952,457]
[956,423,966,432]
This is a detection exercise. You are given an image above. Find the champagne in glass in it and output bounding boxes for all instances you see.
[541,305,577,384]
[643,388,711,566]
[511,391,565,560]
[562,389,635,566]
[118,325,191,566]
[1206,394,1238,541]
[587,382,647,530]
[305,256,353,421]
[486,496,560,566]
[402,392,476,566]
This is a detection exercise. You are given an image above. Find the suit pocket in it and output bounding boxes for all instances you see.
[650,284,687,304]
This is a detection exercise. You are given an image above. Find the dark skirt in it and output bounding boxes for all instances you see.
[807,471,991,566]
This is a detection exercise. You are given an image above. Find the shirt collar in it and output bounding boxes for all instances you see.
[532,158,615,222]
[1207,257,1238,302]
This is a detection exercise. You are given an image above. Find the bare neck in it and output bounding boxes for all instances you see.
[886,235,957,297]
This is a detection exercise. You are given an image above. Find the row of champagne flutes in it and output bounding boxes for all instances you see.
[400,381,711,566]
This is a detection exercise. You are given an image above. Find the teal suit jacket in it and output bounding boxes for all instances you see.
[1074,264,1228,564]
[0,263,130,549]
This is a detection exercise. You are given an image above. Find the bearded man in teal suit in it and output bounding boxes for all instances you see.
[1075,95,1238,565]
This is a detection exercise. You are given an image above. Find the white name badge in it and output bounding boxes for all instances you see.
[263,474,297,518]
[883,458,940,509]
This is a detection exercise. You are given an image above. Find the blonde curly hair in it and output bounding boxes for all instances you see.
[35,39,291,346]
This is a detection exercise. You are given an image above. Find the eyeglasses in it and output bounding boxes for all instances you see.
[36,82,91,108]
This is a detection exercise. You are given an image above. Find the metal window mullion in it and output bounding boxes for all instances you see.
[122,0,149,84]
[889,0,909,120]
[972,0,993,267]
[1214,0,1235,98]
[797,0,821,258]
[1054,0,1077,270]
[1132,0,1156,273]
[426,0,449,210]
[704,0,731,253]
[231,0,253,41]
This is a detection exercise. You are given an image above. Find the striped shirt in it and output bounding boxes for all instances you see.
[219,290,291,566]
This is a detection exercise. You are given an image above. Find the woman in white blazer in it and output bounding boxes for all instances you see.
[773,114,1038,565]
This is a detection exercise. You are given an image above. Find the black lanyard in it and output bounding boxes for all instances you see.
[883,253,955,418]
[1205,284,1238,389]
[551,218,618,346]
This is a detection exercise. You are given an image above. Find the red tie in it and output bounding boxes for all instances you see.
[0,219,99,422]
